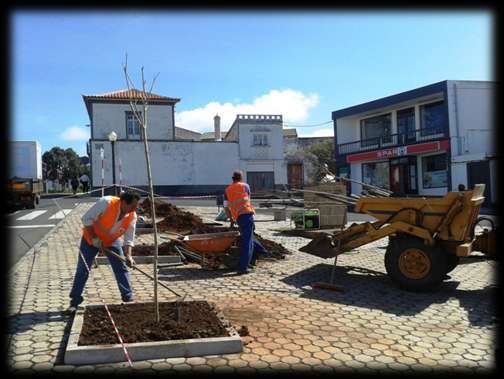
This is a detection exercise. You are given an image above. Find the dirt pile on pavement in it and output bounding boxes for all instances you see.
[138,197,186,218]
[79,301,229,345]
[132,242,178,257]
[140,198,291,259]
[253,234,291,259]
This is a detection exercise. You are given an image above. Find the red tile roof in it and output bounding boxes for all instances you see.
[82,89,180,119]
[83,89,180,102]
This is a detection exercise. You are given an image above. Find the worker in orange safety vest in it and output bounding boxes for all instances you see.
[66,190,140,314]
[224,170,268,274]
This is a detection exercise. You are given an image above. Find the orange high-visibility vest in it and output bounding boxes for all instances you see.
[82,197,136,247]
[225,182,255,221]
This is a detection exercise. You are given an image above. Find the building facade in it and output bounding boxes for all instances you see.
[83,90,288,195]
[283,129,334,188]
[332,80,496,206]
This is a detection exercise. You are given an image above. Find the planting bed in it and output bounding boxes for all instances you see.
[65,301,243,364]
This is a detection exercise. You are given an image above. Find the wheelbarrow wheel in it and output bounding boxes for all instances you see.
[385,236,448,292]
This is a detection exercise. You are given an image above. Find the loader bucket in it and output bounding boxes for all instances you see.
[299,234,339,259]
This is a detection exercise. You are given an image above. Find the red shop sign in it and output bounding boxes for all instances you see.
[347,140,450,163]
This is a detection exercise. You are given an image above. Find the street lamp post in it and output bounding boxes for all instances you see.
[108,131,118,196]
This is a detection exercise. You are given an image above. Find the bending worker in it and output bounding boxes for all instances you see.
[66,190,140,313]
[224,170,267,274]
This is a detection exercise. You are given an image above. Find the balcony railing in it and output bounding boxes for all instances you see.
[337,128,448,155]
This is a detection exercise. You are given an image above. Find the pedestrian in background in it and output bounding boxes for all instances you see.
[80,173,90,193]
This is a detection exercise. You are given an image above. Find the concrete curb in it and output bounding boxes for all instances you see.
[64,301,243,365]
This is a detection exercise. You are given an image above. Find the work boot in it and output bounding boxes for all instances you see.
[122,297,135,303]
[64,306,77,315]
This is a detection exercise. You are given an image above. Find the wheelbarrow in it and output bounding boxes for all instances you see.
[162,231,240,269]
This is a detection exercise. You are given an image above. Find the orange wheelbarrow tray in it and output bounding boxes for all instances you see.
[181,231,240,254]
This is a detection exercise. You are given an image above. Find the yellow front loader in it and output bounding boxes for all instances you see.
[300,184,487,291]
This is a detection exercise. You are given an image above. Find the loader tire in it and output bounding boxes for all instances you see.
[445,254,460,274]
[385,237,448,291]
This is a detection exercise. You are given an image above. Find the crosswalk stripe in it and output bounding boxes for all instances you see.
[16,210,47,221]
[8,224,56,229]
[49,209,72,219]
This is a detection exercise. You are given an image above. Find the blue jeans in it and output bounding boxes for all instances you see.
[69,237,134,307]
[237,213,268,271]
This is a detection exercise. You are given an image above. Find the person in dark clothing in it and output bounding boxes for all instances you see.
[71,178,79,195]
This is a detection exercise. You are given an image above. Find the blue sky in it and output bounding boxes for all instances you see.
[12,11,492,156]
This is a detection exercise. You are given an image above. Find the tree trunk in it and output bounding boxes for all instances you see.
[141,125,160,323]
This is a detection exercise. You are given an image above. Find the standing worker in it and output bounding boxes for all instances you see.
[224,170,267,274]
[65,190,140,314]
[80,173,90,194]
[70,177,80,195]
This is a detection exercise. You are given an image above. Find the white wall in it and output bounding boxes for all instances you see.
[336,117,360,145]
[91,141,239,187]
[446,81,495,158]
[238,123,284,160]
[92,103,174,140]
[451,162,467,192]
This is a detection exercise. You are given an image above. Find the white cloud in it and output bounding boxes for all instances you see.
[60,126,89,141]
[298,127,334,138]
[175,89,319,133]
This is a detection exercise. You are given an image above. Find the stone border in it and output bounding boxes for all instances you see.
[95,255,182,265]
[64,301,243,365]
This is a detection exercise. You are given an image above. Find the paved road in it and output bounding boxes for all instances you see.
[7,196,96,269]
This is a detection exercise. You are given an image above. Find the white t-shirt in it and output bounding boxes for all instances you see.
[82,196,137,247]
[80,174,90,183]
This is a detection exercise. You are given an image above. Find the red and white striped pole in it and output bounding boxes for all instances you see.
[119,158,123,194]
[100,148,105,197]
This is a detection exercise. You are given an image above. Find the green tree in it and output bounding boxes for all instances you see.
[304,141,336,183]
[42,147,66,181]
[62,148,82,182]
[42,147,87,183]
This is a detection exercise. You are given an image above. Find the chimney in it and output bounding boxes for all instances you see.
[214,114,221,141]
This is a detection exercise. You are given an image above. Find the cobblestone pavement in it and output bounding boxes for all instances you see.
[7,204,497,374]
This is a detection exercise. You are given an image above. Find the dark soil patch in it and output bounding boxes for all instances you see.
[236,325,250,337]
[78,301,230,345]
[131,242,178,257]
[139,198,291,260]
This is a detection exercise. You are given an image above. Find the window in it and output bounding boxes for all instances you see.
[362,161,390,190]
[422,153,447,188]
[360,114,392,147]
[397,107,416,143]
[253,134,268,146]
[126,111,141,138]
[420,101,445,136]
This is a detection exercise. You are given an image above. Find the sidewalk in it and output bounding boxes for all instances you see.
[7,203,497,374]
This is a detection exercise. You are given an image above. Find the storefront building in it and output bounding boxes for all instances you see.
[332,80,496,206]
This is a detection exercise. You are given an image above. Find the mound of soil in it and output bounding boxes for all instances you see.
[140,198,291,260]
[131,242,178,257]
[138,197,184,218]
[78,301,229,345]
